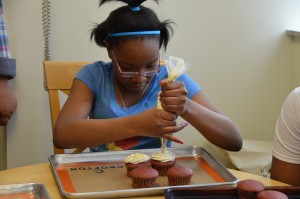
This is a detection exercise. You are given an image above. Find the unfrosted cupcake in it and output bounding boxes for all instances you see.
[130,167,159,188]
[257,190,288,199]
[124,153,151,177]
[167,166,193,186]
[237,179,265,199]
[150,150,176,176]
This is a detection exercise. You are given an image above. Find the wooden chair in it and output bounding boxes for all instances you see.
[43,61,90,154]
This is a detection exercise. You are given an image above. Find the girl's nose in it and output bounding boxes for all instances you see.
[131,74,147,83]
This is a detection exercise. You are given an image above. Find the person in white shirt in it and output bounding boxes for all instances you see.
[271,87,300,186]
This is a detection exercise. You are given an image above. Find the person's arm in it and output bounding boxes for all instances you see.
[271,156,300,186]
[270,87,300,186]
[0,3,17,126]
[183,91,242,151]
[159,79,243,151]
[54,79,186,149]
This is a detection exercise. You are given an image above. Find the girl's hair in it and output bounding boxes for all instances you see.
[90,0,174,50]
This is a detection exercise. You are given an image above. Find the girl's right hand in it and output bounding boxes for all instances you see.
[134,108,187,144]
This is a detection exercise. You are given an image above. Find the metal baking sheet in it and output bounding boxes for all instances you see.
[164,186,300,199]
[0,183,51,199]
[49,146,238,199]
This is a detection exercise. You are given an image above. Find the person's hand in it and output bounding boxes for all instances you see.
[0,77,17,125]
[135,107,187,144]
[159,79,188,116]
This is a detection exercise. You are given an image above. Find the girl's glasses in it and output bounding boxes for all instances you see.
[111,51,161,78]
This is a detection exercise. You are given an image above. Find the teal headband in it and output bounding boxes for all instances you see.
[108,30,160,37]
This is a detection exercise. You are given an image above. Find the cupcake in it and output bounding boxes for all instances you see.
[130,167,159,188]
[150,150,176,176]
[167,166,193,186]
[257,190,288,199]
[124,153,151,177]
[237,179,265,199]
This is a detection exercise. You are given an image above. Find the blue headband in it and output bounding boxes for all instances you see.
[130,6,140,11]
[108,30,160,37]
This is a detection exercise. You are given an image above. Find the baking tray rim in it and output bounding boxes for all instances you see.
[0,182,51,198]
[49,146,238,199]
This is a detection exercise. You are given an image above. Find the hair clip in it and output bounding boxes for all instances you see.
[130,6,140,11]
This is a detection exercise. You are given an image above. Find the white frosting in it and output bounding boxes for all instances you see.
[167,58,185,81]
[124,153,150,164]
[162,54,188,81]
[151,150,175,162]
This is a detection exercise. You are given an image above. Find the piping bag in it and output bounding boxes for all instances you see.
[157,54,189,153]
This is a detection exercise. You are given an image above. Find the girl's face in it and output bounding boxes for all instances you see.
[109,38,160,93]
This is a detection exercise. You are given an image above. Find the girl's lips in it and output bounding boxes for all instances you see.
[132,85,146,90]
[135,84,146,88]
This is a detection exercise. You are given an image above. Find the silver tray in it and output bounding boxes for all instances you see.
[0,183,51,199]
[49,146,238,199]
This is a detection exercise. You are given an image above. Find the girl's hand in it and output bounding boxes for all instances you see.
[159,79,188,116]
[136,108,187,144]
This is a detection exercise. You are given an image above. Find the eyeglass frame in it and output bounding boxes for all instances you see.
[111,50,161,78]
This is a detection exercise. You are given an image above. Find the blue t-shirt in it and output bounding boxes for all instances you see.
[75,61,201,152]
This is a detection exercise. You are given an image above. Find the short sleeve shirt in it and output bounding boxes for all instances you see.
[272,87,300,164]
[0,1,16,78]
[75,61,201,152]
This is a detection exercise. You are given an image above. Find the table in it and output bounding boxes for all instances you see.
[0,163,288,199]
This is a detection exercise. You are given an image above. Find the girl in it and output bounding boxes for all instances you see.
[54,0,242,152]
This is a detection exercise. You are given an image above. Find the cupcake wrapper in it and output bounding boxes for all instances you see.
[151,164,174,176]
[168,176,191,186]
[132,178,156,188]
[237,190,260,199]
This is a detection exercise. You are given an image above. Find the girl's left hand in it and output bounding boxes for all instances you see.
[159,79,188,116]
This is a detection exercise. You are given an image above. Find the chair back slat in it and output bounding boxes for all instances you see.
[43,61,90,154]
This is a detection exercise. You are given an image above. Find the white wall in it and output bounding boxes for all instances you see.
[4,0,300,168]
[291,35,300,87]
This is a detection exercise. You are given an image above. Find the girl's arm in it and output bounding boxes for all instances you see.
[159,79,243,151]
[181,91,242,151]
[54,79,186,149]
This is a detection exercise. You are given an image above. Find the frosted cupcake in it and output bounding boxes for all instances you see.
[124,153,151,177]
[150,150,176,176]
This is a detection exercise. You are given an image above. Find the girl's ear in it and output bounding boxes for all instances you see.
[107,49,112,59]
[103,40,112,59]
[103,39,110,49]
